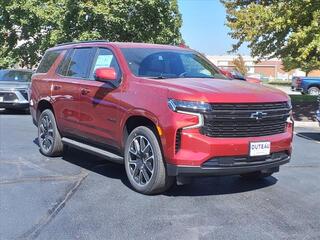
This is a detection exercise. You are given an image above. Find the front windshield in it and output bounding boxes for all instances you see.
[0,70,32,82]
[121,48,227,79]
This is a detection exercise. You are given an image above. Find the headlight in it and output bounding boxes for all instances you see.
[168,99,211,129]
[168,99,212,113]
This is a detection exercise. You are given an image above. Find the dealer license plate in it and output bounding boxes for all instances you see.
[250,142,271,156]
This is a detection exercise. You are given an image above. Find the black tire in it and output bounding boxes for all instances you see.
[240,171,273,180]
[307,86,320,96]
[38,109,64,157]
[124,126,174,194]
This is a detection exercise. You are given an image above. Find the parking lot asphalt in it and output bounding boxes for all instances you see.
[0,111,319,240]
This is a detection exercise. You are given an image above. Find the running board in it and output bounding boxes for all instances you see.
[62,137,124,164]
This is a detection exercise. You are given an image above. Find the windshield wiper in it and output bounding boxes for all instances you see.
[148,74,168,79]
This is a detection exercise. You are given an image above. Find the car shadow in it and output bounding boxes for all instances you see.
[165,176,277,197]
[61,147,132,189]
[296,132,320,142]
[33,138,278,196]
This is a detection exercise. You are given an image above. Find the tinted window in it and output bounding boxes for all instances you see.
[57,50,72,76]
[0,70,33,82]
[121,48,226,79]
[37,50,62,73]
[91,48,121,79]
[67,48,95,78]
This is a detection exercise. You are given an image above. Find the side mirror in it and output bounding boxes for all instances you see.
[94,67,117,82]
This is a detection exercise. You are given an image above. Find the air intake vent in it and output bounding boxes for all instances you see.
[175,129,182,153]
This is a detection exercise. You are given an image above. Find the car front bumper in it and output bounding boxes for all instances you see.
[167,153,290,176]
[0,102,29,110]
[164,120,293,176]
[0,89,29,110]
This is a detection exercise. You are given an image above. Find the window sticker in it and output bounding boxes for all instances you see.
[94,55,113,70]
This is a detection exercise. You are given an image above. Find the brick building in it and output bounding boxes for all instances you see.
[206,55,310,80]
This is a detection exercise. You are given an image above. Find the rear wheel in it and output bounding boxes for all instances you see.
[124,126,174,194]
[38,109,64,157]
[307,86,320,96]
[240,171,273,180]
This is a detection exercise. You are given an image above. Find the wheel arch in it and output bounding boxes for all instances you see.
[37,99,54,121]
[122,114,162,150]
[307,84,320,90]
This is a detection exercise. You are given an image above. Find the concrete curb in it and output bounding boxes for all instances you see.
[294,121,319,128]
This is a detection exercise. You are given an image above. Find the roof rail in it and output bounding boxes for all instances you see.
[55,40,109,47]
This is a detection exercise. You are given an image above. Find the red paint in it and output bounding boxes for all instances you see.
[31,42,292,168]
[95,67,117,81]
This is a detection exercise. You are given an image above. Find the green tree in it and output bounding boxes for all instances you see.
[221,0,320,74]
[0,0,182,68]
[232,54,247,76]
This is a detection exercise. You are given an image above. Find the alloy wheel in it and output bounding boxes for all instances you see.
[39,114,54,152]
[127,135,154,186]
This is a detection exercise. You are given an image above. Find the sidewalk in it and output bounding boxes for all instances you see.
[294,121,319,128]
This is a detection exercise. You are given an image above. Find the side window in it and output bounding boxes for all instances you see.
[37,50,62,73]
[66,48,95,78]
[91,48,121,79]
[57,49,72,76]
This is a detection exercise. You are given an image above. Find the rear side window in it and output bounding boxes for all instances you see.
[57,50,72,76]
[37,50,62,73]
[66,48,95,78]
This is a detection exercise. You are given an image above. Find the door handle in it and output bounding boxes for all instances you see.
[52,85,61,91]
[81,88,90,95]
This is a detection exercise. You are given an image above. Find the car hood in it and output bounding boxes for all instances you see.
[0,81,30,90]
[143,77,289,103]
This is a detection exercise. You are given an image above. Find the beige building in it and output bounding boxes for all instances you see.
[206,55,307,80]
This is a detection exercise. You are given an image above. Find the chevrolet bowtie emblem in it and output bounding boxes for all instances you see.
[250,111,267,120]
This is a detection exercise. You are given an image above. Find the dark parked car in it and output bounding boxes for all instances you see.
[291,76,320,95]
[0,69,33,111]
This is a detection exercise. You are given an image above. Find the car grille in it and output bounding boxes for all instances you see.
[201,102,291,138]
[0,92,18,102]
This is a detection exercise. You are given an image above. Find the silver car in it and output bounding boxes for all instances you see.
[0,69,33,111]
[317,95,320,126]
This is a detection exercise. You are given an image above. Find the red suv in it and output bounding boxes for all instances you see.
[30,41,293,194]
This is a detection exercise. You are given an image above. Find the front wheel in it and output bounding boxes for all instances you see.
[124,126,174,194]
[307,86,320,96]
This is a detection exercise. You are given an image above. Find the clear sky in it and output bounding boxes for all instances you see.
[178,0,250,55]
